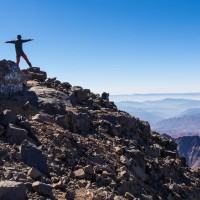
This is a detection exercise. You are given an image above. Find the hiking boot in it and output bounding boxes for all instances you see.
[28,62,32,68]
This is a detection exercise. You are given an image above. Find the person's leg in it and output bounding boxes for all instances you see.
[16,56,20,66]
[22,53,32,67]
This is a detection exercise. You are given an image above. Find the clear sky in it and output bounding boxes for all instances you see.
[0,0,200,95]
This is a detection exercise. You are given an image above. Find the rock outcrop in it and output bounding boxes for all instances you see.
[0,60,25,97]
[0,60,199,199]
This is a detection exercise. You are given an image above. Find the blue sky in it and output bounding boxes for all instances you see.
[0,0,200,94]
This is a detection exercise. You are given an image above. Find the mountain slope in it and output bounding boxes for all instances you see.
[0,60,200,199]
[177,108,200,117]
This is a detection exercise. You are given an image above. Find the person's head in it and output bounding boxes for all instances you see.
[17,35,22,40]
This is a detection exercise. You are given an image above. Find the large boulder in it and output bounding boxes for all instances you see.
[20,140,49,175]
[0,60,26,97]
[0,110,17,127]
[73,86,90,102]
[5,123,35,145]
[0,181,27,200]
[29,86,71,115]
[32,181,53,197]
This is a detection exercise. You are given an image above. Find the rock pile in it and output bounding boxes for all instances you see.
[0,60,199,199]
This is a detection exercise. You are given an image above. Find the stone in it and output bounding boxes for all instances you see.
[55,114,69,129]
[32,181,53,197]
[118,170,129,180]
[28,167,42,180]
[62,82,72,89]
[114,196,125,200]
[169,183,180,193]
[0,110,17,126]
[120,156,131,167]
[16,116,39,144]
[101,92,109,101]
[17,173,27,181]
[84,165,94,175]
[32,113,54,123]
[52,180,65,189]
[63,130,73,138]
[124,192,134,199]
[133,166,146,179]
[11,151,21,160]
[24,67,47,82]
[0,180,27,200]
[20,140,49,175]
[45,77,57,83]
[6,123,33,145]
[74,168,86,179]
[29,86,67,115]
[141,194,153,200]
[74,87,90,102]
[65,189,75,200]
[163,150,177,159]
[94,165,102,173]
[115,146,123,154]
[77,180,88,188]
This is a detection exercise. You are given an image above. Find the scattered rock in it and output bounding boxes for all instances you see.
[65,188,75,200]
[120,155,131,167]
[52,180,65,189]
[74,169,86,179]
[125,192,134,199]
[32,181,53,197]
[28,167,42,180]
[84,165,94,175]
[6,123,34,145]
[0,181,27,200]
[32,113,54,123]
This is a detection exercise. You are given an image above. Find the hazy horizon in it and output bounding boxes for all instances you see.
[110,93,200,102]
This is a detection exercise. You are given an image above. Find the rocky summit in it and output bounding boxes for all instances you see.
[0,60,199,200]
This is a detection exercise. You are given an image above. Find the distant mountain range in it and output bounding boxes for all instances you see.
[153,114,200,137]
[111,93,200,102]
[116,98,200,125]
[177,108,200,117]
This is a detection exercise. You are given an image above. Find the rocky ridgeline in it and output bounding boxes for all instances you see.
[0,60,199,199]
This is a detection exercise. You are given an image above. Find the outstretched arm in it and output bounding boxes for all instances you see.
[5,40,16,44]
[22,39,34,43]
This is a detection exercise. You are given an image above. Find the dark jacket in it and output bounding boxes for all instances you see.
[6,39,32,57]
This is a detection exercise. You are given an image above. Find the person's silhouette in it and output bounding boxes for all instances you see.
[5,35,33,68]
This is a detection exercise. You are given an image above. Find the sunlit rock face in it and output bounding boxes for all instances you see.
[0,60,25,97]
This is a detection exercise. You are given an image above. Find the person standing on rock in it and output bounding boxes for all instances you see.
[5,35,33,68]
